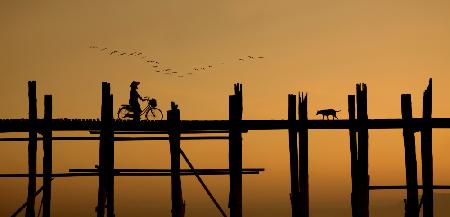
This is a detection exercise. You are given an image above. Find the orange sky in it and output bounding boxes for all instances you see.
[1,1,450,217]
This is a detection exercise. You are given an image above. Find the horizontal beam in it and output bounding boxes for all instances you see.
[0,136,229,142]
[89,130,231,134]
[369,185,450,190]
[0,170,263,178]
[69,168,265,173]
[0,118,447,132]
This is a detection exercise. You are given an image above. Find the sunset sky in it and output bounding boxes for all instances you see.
[1,1,450,217]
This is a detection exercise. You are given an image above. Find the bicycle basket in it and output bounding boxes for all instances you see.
[149,98,157,107]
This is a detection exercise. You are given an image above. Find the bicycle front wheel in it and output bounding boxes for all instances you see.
[146,108,163,120]
[117,107,129,119]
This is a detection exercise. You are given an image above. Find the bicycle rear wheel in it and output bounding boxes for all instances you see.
[146,108,163,120]
[117,107,130,119]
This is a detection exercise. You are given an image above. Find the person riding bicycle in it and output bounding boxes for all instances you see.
[129,81,145,121]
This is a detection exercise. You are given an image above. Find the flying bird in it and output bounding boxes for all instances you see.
[129,52,136,56]
[156,70,160,72]
[258,56,264,59]
[155,61,159,64]
[153,65,158,68]
[208,65,212,68]
[248,56,254,59]
[137,52,143,56]
[193,68,199,71]
[110,50,118,55]
[120,52,127,55]
[238,58,244,61]
[172,71,178,74]
[164,69,171,71]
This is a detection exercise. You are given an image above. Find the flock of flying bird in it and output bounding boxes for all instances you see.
[89,45,264,78]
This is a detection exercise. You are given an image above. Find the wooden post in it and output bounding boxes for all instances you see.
[43,95,52,217]
[421,79,433,217]
[105,93,115,217]
[401,94,419,217]
[356,83,369,217]
[97,82,110,217]
[288,94,299,217]
[229,83,243,217]
[298,93,309,217]
[26,81,37,217]
[168,102,184,217]
[348,95,359,217]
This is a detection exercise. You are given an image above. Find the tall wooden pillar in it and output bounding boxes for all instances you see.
[356,83,369,217]
[348,95,359,217]
[288,94,299,217]
[97,82,113,217]
[401,94,419,217]
[105,92,115,217]
[229,83,243,217]
[421,79,433,217]
[168,102,184,217]
[26,81,37,217]
[43,95,53,217]
[298,93,309,217]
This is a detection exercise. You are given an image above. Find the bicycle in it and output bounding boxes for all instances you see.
[117,97,164,120]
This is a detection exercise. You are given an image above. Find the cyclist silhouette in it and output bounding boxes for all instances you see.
[129,81,145,121]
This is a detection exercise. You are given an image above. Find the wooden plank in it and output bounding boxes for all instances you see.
[168,102,184,217]
[348,95,359,217]
[401,94,419,217]
[288,94,299,217]
[229,83,243,217]
[356,84,369,217]
[298,93,309,217]
[26,81,37,217]
[421,79,433,217]
[43,95,52,217]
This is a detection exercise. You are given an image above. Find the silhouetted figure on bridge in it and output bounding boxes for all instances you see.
[316,109,340,120]
[129,81,144,121]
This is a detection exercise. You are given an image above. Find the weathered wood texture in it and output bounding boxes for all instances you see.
[356,83,369,217]
[298,93,309,217]
[26,81,37,217]
[43,95,52,217]
[229,83,243,217]
[168,102,185,217]
[348,95,359,217]
[288,94,299,217]
[421,79,433,217]
[401,94,419,217]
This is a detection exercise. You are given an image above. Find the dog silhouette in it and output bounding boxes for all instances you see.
[316,109,340,120]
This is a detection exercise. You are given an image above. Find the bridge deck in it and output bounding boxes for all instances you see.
[0,118,448,132]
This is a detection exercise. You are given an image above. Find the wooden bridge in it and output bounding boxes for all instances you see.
[0,79,446,217]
